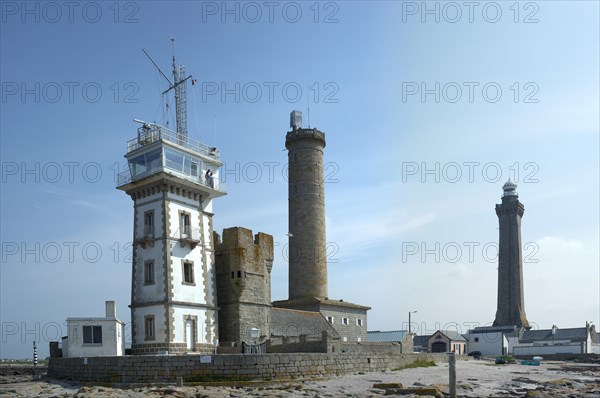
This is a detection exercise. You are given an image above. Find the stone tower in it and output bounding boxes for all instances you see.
[117,124,226,354]
[285,111,328,300]
[214,227,274,347]
[273,111,370,343]
[493,180,530,328]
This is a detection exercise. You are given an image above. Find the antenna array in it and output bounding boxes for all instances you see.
[142,39,193,142]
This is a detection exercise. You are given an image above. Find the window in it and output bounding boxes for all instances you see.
[128,148,161,177]
[356,318,363,327]
[144,211,154,238]
[357,337,362,342]
[83,325,102,344]
[237,271,242,278]
[144,315,155,340]
[180,212,191,238]
[342,317,349,325]
[474,337,479,342]
[342,336,348,342]
[144,260,155,285]
[183,261,194,284]
[326,316,334,324]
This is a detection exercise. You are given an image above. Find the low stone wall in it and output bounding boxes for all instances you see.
[48,352,456,384]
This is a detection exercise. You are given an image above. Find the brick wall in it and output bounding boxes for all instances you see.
[48,352,458,383]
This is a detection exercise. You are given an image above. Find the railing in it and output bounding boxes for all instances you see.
[116,164,225,192]
[127,124,221,160]
[285,128,326,143]
[178,227,201,241]
[143,225,155,239]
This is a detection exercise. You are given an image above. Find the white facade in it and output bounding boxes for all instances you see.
[118,124,225,354]
[513,343,587,356]
[465,330,509,356]
[63,301,125,357]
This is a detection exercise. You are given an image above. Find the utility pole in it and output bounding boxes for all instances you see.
[408,310,417,335]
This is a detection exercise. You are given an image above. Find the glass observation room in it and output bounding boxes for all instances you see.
[117,123,223,192]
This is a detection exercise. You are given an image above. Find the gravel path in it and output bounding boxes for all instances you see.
[1,360,599,397]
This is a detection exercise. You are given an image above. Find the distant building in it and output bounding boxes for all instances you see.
[465,323,600,356]
[464,325,517,356]
[367,330,409,344]
[62,301,125,358]
[426,330,467,354]
[413,335,431,352]
[366,330,413,353]
[512,323,600,356]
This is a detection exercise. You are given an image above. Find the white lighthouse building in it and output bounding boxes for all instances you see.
[117,48,225,354]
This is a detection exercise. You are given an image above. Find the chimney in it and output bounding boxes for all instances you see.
[551,325,557,335]
[105,301,116,318]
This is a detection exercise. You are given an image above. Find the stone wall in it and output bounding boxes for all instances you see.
[267,334,330,353]
[48,352,457,384]
[318,304,367,343]
[214,227,274,345]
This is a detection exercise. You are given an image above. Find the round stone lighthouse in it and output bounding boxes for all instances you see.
[286,111,328,300]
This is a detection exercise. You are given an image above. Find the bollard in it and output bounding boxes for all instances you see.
[448,352,457,398]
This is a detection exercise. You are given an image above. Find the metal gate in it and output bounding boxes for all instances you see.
[242,341,266,354]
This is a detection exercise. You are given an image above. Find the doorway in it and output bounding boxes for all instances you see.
[185,320,194,350]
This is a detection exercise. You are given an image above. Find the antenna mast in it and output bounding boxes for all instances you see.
[171,38,188,141]
[142,39,193,143]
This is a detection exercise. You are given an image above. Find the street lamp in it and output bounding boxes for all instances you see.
[408,311,418,335]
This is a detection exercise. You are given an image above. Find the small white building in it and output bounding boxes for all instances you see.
[464,325,519,356]
[62,301,125,357]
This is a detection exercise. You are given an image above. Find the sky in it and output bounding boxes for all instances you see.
[1,1,598,359]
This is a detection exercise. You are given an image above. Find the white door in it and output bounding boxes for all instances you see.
[185,320,194,350]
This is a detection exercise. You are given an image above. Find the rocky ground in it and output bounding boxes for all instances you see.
[1,360,598,397]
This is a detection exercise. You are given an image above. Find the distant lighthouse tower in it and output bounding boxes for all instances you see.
[286,110,328,300]
[117,48,225,354]
[493,180,530,328]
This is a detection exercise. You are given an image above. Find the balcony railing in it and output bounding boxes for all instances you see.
[179,227,200,241]
[143,225,155,239]
[177,227,201,249]
[127,124,221,160]
[116,163,225,192]
[285,128,326,144]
